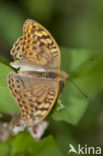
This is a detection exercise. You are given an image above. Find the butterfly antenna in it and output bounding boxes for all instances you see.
[71,57,94,74]
[68,57,94,98]
[69,77,88,98]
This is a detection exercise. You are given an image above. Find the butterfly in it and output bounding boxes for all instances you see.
[8,19,69,127]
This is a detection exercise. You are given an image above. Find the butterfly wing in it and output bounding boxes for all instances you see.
[23,19,61,68]
[9,19,61,126]
[8,72,35,106]
[10,36,23,59]
[10,19,61,69]
[8,72,59,126]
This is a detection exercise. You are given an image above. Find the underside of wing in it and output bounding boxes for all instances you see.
[10,36,23,59]
[22,19,61,69]
[8,72,59,127]
[10,19,61,69]
[19,79,59,126]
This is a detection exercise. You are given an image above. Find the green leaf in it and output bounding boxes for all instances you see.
[52,48,103,125]
[47,120,82,156]
[0,63,19,113]
[0,56,9,66]
[52,82,88,125]
[11,132,62,156]
[0,143,9,156]
[0,63,13,87]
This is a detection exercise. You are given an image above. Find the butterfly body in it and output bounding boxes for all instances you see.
[8,19,68,126]
[11,59,68,81]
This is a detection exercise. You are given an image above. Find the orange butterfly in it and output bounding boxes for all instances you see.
[8,19,68,127]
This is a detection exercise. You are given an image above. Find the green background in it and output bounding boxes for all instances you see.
[0,0,103,156]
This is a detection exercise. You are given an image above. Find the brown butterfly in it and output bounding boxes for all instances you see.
[8,19,68,127]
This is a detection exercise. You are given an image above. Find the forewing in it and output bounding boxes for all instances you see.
[22,19,61,68]
[10,36,23,59]
[8,72,59,127]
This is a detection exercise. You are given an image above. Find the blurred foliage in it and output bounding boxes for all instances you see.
[0,1,24,49]
[11,133,62,156]
[0,0,103,156]
[1,0,103,50]
[0,133,62,156]
[0,61,19,113]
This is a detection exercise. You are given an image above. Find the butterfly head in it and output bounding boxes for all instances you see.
[59,71,69,81]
